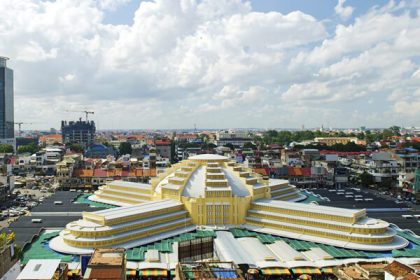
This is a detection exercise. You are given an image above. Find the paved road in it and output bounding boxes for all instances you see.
[1,188,53,231]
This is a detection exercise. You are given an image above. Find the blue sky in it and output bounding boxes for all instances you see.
[104,0,391,25]
[1,0,419,129]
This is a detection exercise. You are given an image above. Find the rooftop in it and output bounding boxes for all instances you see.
[253,199,363,218]
[384,261,414,277]
[89,248,125,267]
[107,180,152,189]
[17,259,61,280]
[181,166,250,197]
[92,199,182,221]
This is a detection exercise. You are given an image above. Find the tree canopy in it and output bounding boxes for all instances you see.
[0,144,14,153]
[360,172,375,187]
[69,143,84,153]
[17,143,38,154]
[223,143,235,150]
[119,142,132,155]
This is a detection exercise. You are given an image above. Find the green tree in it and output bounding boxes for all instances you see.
[330,142,366,152]
[337,131,346,137]
[360,172,375,187]
[223,143,235,150]
[69,143,84,153]
[17,143,38,154]
[276,131,293,145]
[357,133,365,140]
[119,142,132,155]
[243,142,257,150]
[365,130,381,143]
[389,126,401,136]
[0,144,13,153]
[401,142,420,150]
[382,129,393,140]
[266,130,278,138]
[208,143,217,149]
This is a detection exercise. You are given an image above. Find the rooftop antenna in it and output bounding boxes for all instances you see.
[0,56,9,68]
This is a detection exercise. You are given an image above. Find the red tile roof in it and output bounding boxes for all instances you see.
[253,168,268,176]
[384,261,413,277]
[86,268,123,279]
[39,134,63,143]
[401,273,420,280]
[301,167,311,176]
[93,169,107,177]
[155,140,171,145]
[74,169,93,177]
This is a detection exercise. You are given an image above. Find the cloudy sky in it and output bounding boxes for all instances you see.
[1,0,419,130]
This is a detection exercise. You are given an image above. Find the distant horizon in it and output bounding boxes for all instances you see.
[17,125,420,133]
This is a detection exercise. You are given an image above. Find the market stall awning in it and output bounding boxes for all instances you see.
[67,269,80,277]
[139,269,168,277]
[321,267,334,274]
[126,270,137,276]
[292,268,322,275]
[261,268,291,275]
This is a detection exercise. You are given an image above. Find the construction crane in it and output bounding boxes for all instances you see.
[65,110,94,121]
[14,122,33,135]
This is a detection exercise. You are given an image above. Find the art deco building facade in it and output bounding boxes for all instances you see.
[50,154,408,255]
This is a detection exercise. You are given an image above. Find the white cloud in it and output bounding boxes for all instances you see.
[16,41,58,62]
[59,74,76,82]
[334,0,354,21]
[394,101,420,117]
[0,0,419,129]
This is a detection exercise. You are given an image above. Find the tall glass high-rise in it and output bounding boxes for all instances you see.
[0,57,14,139]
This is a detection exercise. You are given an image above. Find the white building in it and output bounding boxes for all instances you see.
[216,130,252,147]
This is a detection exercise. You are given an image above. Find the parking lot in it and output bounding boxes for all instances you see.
[307,188,410,209]
[0,187,54,230]
[1,190,106,247]
[305,187,420,235]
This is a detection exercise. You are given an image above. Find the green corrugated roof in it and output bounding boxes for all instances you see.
[21,231,73,264]
[392,248,420,258]
[74,194,116,209]
[398,231,420,246]
[21,227,420,265]
[229,228,257,238]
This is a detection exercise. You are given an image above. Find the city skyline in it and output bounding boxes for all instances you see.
[0,0,419,130]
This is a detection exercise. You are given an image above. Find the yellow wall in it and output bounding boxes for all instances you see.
[247,212,387,234]
[251,204,358,223]
[182,196,252,226]
[64,220,193,248]
[246,220,392,245]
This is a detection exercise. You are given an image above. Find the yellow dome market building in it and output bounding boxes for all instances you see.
[50,154,408,254]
